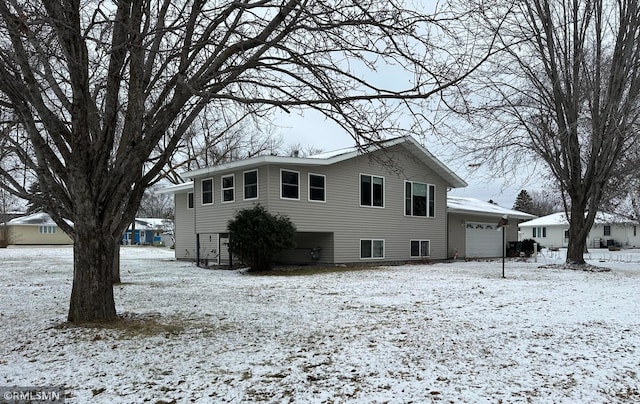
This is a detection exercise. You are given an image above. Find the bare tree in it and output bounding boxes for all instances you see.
[528,190,562,217]
[137,185,174,219]
[0,0,497,322]
[448,0,640,264]
[161,105,282,184]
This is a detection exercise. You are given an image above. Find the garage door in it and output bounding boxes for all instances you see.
[465,222,503,258]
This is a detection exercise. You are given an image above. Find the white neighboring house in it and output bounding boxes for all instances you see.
[519,212,640,249]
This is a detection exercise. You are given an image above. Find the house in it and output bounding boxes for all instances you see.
[4,212,73,245]
[160,136,537,265]
[518,211,640,249]
[447,196,536,258]
[161,136,469,265]
[122,218,174,247]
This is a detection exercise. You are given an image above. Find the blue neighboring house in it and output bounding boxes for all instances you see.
[122,218,174,246]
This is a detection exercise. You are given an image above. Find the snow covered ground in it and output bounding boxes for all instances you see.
[1,246,639,403]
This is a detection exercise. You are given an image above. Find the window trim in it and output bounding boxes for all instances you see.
[201,178,214,205]
[280,169,300,200]
[360,173,385,208]
[221,174,235,203]
[410,239,431,258]
[243,169,259,201]
[360,239,385,259]
[187,192,194,210]
[533,227,547,238]
[604,225,611,236]
[308,173,326,203]
[404,180,436,218]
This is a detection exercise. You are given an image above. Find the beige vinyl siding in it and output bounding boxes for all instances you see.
[8,225,73,245]
[447,213,467,259]
[174,192,197,260]
[266,145,449,262]
[194,169,269,234]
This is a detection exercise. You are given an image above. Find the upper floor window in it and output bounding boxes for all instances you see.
[604,225,611,236]
[360,174,384,207]
[244,170,258,200]
[309,173,326,202]
[38,226,56,234]
[405,181,436,217]
[187,192,194,209]
[281,169,299,199]
[201,178,213,205]
[222,174,234,203]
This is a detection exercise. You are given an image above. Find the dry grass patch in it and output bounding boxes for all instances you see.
[53,312,224,339]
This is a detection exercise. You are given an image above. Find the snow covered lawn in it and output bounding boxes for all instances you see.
[1,246,639,403]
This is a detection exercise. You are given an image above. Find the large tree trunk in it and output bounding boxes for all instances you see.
[566,202,590,265]
[67,229,118,323]
[112,241,121,285]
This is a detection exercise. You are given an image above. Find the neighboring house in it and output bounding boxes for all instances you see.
[5,212,73,245]
[161,136,469,265]
[122,218,174,247]
[447,196,537,258]
[519,211,640,249]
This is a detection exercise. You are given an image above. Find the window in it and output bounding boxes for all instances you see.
[634,226,637,237]
[281,169,299,199]
[309,173,326,202]
[604,225,611,236]
[533,227,547,238]
[361,239,384,259]
[564,230,569,240]
[410,240,430,257]
[360,174,384,207]
[221,175,234,203]
[38,226,56,234]
[187,192,194,209]
[201,178,213,205]
[244,170,258,200]
[405,181,435,217]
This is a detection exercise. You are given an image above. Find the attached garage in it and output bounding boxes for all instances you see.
[447,196,537,259]
[464,222,503,258]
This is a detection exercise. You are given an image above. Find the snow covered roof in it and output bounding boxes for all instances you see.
[127,218,172,231]
[447,196,536,220]
[181,136,467,188]
[519,211,638,227]
[7,212,73,227]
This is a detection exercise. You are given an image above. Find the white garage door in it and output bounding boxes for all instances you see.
[465,222,503,258]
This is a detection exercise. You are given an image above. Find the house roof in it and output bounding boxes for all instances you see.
[447,196,536,220]
[7,212,73,227]
[180,136,468,188]
[155,182,194,194]
[519,211,639,227]
[126,218,172,231]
